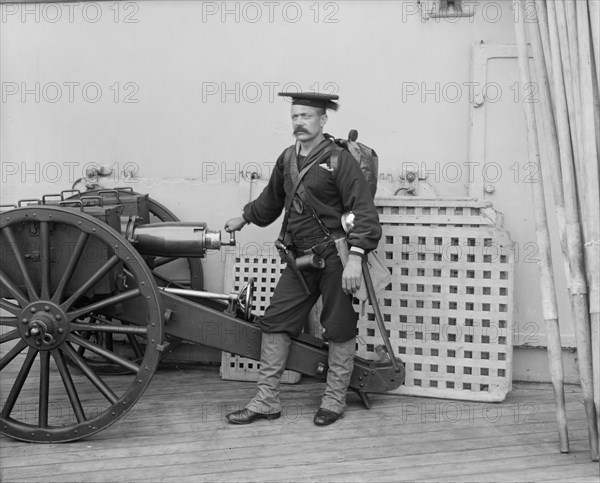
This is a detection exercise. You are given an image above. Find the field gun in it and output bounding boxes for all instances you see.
[0,188,404,443]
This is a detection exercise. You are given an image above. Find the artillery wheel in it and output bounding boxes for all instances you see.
[0,206,163,442]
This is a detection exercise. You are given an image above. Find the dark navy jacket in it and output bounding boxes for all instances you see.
[243,138,382,252]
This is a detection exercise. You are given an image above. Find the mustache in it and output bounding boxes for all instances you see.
[294,128,309,134]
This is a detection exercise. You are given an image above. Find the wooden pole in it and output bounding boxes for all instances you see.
[556,0,588,232]
[591,2,600,181]
[590,0,600,451]
[549,0,600,461]
[531,0,571,290]
[551,1,577,155]
[567,0,593,229]
[533,0,554,108]
[513,0,570,456]
[526,0,570,453]
[576,0,600,458]
[588,0,600,88]
[546,0,595,420]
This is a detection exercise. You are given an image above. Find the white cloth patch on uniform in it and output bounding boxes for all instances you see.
[319,163,334,172]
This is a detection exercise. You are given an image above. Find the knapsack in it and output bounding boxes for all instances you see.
[327,130,379,199]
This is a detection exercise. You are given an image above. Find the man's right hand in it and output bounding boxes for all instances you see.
[224,216,248,232]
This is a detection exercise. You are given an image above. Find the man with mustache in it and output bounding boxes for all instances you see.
[224,92,381,426]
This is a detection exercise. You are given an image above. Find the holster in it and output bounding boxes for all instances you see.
[277,239,325,273]
[274,238,311,295]
[274,238,293,265]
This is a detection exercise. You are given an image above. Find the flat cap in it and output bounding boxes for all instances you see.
[278,91,339,111]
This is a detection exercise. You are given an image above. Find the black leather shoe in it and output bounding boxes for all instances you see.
[314,408,342,426]
[226,408,281,425]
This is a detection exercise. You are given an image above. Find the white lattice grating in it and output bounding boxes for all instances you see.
[355,198,514,401]
[221,255,301,383]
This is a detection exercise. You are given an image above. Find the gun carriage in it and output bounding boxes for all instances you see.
[0,188,404,443]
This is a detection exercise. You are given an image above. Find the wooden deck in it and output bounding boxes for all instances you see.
[1,365,598,483]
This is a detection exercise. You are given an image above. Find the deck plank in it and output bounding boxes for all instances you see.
[0,366,598,483]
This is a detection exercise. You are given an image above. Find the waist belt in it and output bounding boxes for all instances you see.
[294,235,331,251]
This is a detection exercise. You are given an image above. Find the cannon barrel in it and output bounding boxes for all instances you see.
[122,218,235,257]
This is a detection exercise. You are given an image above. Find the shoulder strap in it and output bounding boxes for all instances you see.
[276,147,325,243]
[296,145,345,237]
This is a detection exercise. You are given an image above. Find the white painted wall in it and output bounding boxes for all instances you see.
[0,1,577,378]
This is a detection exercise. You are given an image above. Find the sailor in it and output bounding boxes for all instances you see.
[224,92,381,426]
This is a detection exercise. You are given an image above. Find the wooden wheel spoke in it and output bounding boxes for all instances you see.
[70,322,147,336]
[0,300,21,317]
[39,221,51,300]
[38,351,50,428]
[0,339,28,370]
[60,254,120,312]
[51,231,88,304]
[70,333,140,374]
[3,226,39,301]
[1,347,37,419]
[61,343,119,404]
[52,350,87,424]
[0,329,19,344]
[51,349,86,423]
[153,257,176,268]
[0,316,19,328]
[0,270,29,308]
[67,288,141,321]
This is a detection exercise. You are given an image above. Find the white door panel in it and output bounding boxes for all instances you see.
[469,43,573,348]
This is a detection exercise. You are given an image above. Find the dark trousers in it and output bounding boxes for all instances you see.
[258,245,358,342]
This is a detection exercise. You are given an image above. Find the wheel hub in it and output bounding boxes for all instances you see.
[19,302,68,350]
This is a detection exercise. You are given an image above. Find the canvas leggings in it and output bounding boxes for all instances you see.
[246,244,358,414]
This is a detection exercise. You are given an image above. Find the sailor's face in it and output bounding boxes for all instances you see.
[291,105,326,142]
